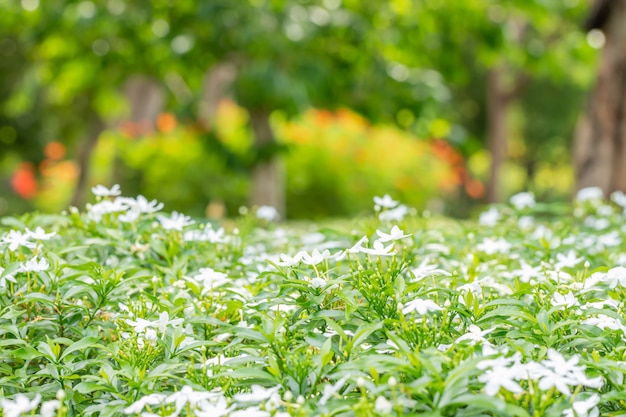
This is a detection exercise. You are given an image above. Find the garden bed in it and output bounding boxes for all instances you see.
[2,187,626,417]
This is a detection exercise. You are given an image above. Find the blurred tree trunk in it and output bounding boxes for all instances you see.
[70,76,164,207]
[199,62,237,129]
[486,69,509,204]
[70,117,105,207]
[249,109,285,217]
[574,0,626,194]
[485,68,529,203]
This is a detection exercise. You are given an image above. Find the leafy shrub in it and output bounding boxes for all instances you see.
[1,186,626,416]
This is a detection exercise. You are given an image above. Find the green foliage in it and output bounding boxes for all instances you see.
[1,187,626,415]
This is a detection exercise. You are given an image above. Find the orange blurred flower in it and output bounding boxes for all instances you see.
[157,112,177,134]
[465,179,486,199]
[44,141,66,160]
[11,162,38,199]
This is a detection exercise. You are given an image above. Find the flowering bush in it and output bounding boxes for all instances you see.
[2,186,626,416]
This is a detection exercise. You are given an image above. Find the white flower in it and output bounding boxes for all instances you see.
[192,268,229,291]
[310,277,326,289]
[126,311,183,335]
[362,240,395,256]
[375,225,411,242]
[155,311,184,334]
[195,396,231,417]
[378,204,409,221]
[157,211,194,231]
[2,230,37,251]
[20,256,49,272]
[92,184,122,197]
[165,386,217,416]
[605,266,626,288]
[26,227,56,240]
[582,314,626,334]
[1,394,41,417]
[301,249,332,266]
[347,236,369,254]
[86,199,127,222]
[124,393,167,414]
[230,407,271,417]
[479,207,500,226]
[612,190,626,213]
[551,292,579,309]
[576,187,604,202]
[318,377,348,405]
[555,251,584,269]
[184,227,225,243]
[256,206,280,221]
[409,260,451,281]
[476,237,511,254]
[456,324,494,345]
[125,317,154,333]
[40,400,61,417]
[233,385,281,403]
[374,396,393,414]
[374,194,399,209]
[518,216,534,229]
[512,262,541,283]
[276,252,304,267]
[510,192,535,210]
[131,195,164,213]
[402,299,442,315]
[479,365,524,396]
[145,328,157,342]
[563,393,600,417]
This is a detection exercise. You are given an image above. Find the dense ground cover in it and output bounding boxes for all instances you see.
[2,186,626,417]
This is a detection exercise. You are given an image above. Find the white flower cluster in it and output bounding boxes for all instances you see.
[86,185,164,223]
[478,348,603,397]
[123,384,290,417]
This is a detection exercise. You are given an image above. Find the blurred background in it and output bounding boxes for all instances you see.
[0,0,619,219]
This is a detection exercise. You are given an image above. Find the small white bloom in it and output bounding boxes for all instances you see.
[510,192,536,210]
[310,277,326,289]
[2,230,37,251]
[346,235,369,254]
[319,377,348,405]
[92,184,121,197]
[576,187,604,202]
[555,250,584,269]
[1,394,41,417]
[157,211,194,231]
[374,396,393,414]
[376,225,411,242]
[456,324,494,345]
[362,240,395,256]
[378,204,409,221]
[402,298,442,315]
[145,328,157,342]
[551,292,579,309]
[374,194,399,209]
[41,400,61,417]
[20,256,49,273]
[476,237,511,254]
[479,207,500,226]
[124,393,167,414]
[256,206,280,221]
[233,385,281,403]
[410,260,451,281]
[301,249,332,265]
[165,386,217,416]
[517,216,534,229]
[26,227,56,240]
[156,311,184,334]
[563,393,600,417]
